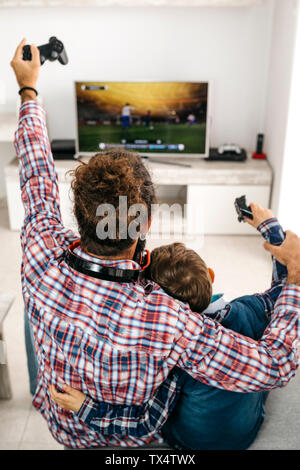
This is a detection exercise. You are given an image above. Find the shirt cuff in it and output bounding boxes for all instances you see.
[257,217,280,236]
[76,395,96,421]
[18,100,45,124]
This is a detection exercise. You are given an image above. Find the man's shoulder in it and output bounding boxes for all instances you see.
[137,280,190,323]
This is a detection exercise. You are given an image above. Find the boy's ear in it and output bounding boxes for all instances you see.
[208,268,215,284]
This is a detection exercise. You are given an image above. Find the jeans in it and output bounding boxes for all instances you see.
[24,310,38,396]
[161,368,268,450]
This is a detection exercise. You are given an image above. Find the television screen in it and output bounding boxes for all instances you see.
[75,81,209,156]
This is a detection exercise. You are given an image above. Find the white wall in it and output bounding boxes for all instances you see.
[263,0,299,213]
[0,142,14,200]
[0,3,273,142]
[275,1,300,232]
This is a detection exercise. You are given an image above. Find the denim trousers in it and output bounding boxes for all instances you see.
[161,368,268,450]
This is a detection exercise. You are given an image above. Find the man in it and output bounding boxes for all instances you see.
[11,39,300,449]
[121,102,134,134]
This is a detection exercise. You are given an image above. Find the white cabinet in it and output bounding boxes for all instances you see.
[57,182,78,234]
[0,114,17,143]
[5,156,272,235]
[187,184,270,235]
[5,175,24,232]
[5,172,79,234]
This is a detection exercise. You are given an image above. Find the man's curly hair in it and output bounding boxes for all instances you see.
[70,149,156,256]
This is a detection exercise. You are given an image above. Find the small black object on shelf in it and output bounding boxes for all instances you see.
[23,36,68,66]
[205,147,247,162]
[51,139,75,160]
[252,133,266,159]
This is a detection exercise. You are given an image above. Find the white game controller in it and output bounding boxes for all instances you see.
[218,144,242,154]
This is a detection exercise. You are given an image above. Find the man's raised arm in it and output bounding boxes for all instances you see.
[10,39,77,275]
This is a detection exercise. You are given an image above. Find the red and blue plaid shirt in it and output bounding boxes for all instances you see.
[15,101,300,449]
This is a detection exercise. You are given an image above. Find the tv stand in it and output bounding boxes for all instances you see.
[5,155,272,235]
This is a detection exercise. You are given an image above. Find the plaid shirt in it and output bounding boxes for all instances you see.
[15,101,300,449]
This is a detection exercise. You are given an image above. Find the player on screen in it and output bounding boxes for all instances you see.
[121,103,134,135]
[187,113,196,125]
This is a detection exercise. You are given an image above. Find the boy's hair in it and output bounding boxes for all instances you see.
[149,243,212,313]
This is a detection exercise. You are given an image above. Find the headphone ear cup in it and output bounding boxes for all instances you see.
[141,250,151,271]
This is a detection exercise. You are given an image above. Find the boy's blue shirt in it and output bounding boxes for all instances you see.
[203,293,227,314]
[76,217,287,438]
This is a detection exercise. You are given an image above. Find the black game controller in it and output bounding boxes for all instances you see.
[234,195,253,222]
[22,37,68,66]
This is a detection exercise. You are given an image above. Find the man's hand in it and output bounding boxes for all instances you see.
[49,384,86,414]
[245,203,274,229]
[264,230,300,285]
[10,38,40,101]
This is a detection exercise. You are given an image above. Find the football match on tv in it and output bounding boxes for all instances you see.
[75,81,208,155]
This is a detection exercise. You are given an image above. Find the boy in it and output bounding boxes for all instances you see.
[50,204,287,449]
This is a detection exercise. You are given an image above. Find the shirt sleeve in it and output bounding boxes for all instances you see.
[257,217,287,283]
[255,217,287,316]
[171,284,300,393]
[14,101,78,282]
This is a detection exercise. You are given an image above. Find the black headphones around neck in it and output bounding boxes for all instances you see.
[65,240,150,283]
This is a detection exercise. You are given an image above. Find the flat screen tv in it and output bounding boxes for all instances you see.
[75,81,209,157]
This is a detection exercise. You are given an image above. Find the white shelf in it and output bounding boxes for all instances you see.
[0,113,17,142]
[0,0,264,7]
[5,156,272,234]
[5,155,273,185]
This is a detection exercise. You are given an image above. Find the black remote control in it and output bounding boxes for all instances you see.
[234,195,253,222]
[23,36,68,66]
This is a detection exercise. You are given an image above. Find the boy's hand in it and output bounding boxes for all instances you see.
[10,38,40,90]
[49,384,86,414]
[244,203,274,229]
